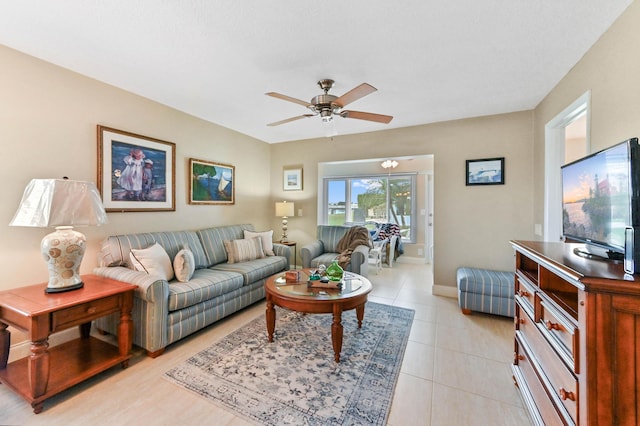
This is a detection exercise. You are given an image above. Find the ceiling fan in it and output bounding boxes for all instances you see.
[266,79,393,127]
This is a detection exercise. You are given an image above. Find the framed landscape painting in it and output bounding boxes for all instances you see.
[97,125,176,212]
[283,167,303,191]
[466,157,505,186]
[189,158,235,205]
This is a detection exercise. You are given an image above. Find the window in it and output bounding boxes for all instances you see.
[323,174,416,242]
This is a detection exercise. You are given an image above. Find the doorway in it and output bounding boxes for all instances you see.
[544,91,590,242]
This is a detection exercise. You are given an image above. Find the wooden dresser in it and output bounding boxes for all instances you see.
[511,240,640,425]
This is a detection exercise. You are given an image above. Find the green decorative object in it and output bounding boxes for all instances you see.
[326,260,344,282]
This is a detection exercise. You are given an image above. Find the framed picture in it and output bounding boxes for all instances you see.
[189,158,235,205]
[283,167,303,191]
[97,125,176,212]
[466,157,505,186]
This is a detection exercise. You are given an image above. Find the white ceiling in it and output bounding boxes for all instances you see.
[0,1,632,144]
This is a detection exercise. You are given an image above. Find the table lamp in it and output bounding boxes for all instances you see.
[9,178,108,293]
[275,201,294,243]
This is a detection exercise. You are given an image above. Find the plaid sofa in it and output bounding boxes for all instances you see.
[300,225,370,277]
[93,224,290,357]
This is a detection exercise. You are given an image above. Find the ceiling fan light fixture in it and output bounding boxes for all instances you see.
[381,160,398,169]
[266,79,393,128]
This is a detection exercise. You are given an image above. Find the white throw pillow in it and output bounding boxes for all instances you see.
[244,230,275,256]
[224,238,265,264]
[130,242,174,281]
[173,246,195,282]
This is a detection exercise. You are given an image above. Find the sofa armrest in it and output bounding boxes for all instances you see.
[349,244,370,276]
[272,243,291,258]
[93,266,169,303]
[272,243,292,270]
[301,240,324,268]
[93,266,170,355]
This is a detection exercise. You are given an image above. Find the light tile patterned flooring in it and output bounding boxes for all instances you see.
[0,262,532,425]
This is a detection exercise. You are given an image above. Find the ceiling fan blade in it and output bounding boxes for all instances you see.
[340,110,393,124]
[333,83,377,108]
[265,92,313,108]
[267,114,315,127]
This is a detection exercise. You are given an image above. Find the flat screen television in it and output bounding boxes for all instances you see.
[561,137,640,267]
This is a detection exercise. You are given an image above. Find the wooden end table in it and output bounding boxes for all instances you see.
[278,240,297,268]
[265,269,372,362]
[0,274,136,413]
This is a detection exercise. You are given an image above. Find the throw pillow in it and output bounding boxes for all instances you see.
[223,238,265,264]
[130,242,174,281]
[243,230,275,256]
[173,246,195,282]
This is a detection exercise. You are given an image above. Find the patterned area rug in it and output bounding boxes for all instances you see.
[164,302,414,425]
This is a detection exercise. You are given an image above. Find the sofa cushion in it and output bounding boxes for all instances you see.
[244,229,275,256]
[174,247,195,282]
[211,256,288,285]
[197,224,255,266]
[99,231,209,269]
[130,242,174,281]
[168,268,244,311]
[224,238,265,263]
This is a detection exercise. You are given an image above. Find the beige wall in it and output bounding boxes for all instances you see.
[270,111,535,292]
[1,41,535,297]
[533,1,640,233]
[0,45,273,290]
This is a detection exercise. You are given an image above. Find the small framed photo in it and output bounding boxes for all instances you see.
[283,167,303,191]
[466,157,505,186]
[98,125,176,212]
[189,158,235,205]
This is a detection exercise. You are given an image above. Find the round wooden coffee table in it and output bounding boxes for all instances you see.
[265,269,372,362]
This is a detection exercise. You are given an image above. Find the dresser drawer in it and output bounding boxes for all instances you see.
[539,295,578,372]
[515,273,536,317]
[519,306,578,425]
[514,335,564,426]
[51,295,121,332]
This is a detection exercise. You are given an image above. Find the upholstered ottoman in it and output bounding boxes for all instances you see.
[456,267,514,317]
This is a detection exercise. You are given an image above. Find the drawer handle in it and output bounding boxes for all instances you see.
[87,307,97,314]
[517,290,530,298]
[545,320,563,332]
[559,387,576,401]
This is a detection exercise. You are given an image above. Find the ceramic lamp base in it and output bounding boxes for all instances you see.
[41,226,86,293]
[45,282,84,293]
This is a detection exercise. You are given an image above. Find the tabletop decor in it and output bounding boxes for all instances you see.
[9,178,107,292]
[164,301,414,425]
[189,158,235,205]
[275,200,294,242]
[97,125,176,212]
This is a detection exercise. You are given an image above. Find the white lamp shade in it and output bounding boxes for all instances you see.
[10,179,107,228]
[275,201,294,217]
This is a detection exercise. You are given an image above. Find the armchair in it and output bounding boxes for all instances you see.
[301,225,370,277]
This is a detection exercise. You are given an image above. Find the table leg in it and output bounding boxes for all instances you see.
[80,322,91,338]
[0,321,9,369]
[28,338,50,403]
[266,298,276,342]
[118,291,134,368]
[356,303,366,328]
[332,304,344,363]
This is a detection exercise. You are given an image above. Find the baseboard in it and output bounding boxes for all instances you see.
[8,327,80,363]
[396,256,428,264]
[433,284,457,298]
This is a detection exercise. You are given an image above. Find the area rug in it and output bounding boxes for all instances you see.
[164,302,415,425]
